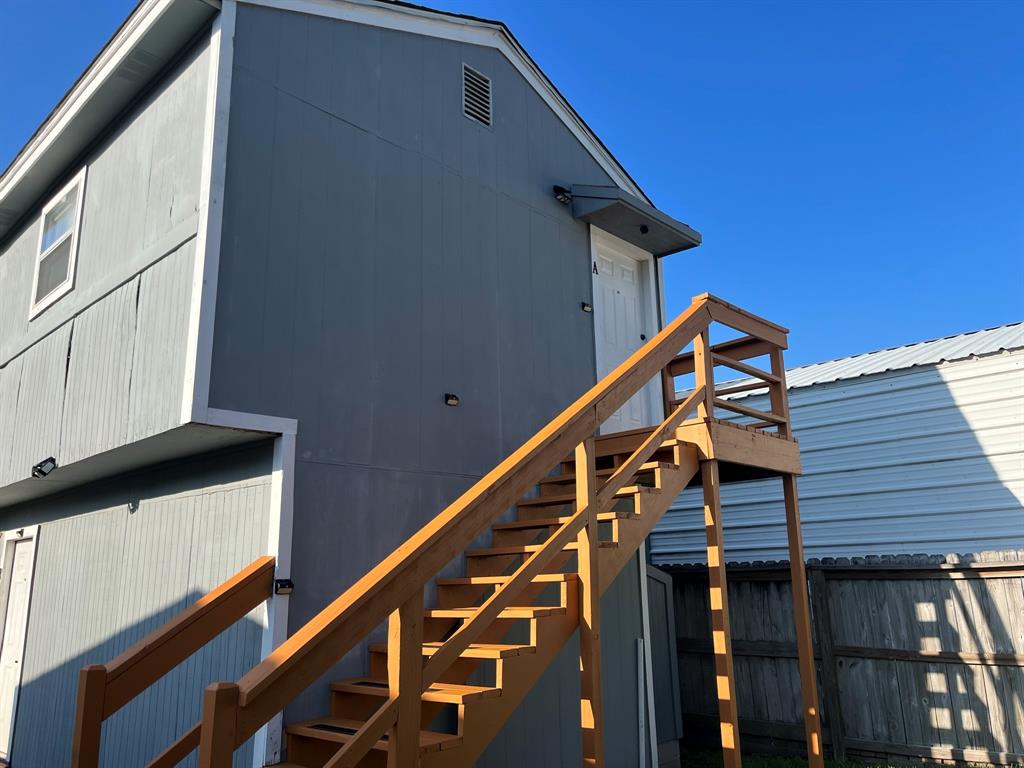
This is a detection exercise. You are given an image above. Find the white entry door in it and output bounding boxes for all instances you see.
[591,229,657,434]
[0,533,36,759]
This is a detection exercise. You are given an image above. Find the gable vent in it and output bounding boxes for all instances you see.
[462,64,492,127]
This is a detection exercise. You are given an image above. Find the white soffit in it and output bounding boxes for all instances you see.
[239,0,651,204]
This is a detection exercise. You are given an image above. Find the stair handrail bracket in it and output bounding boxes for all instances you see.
[200,294,793,765]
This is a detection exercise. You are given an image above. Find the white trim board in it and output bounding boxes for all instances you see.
[252,431,295,767]
[237,0,649,203]
[0,525,40,760]
[182,0,236,425]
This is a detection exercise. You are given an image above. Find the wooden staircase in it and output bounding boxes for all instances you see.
[281,440,698,767]
[71,293,826,768]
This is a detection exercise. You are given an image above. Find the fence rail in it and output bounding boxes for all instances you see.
[667,553,1024,766]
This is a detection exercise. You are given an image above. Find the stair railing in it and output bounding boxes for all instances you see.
[70,556,276,768]
[195,294,790,767]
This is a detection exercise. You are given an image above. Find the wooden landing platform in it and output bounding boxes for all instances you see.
[595,417,800,484]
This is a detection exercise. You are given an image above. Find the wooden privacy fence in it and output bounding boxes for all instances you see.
[667,552,1024,766]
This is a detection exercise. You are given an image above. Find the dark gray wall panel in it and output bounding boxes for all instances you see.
[6,443,273,768]
[0,36,208,368]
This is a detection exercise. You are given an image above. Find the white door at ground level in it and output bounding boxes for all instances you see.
[593,237,653,434]
[0,537,35,758]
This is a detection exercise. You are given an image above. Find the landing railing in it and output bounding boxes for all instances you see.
[661,296,793,438]
[186,294,792,767]
[70,556,276,768]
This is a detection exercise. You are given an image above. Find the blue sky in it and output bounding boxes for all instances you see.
[2,0,1021,366]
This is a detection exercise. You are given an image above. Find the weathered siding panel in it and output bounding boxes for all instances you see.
[127,239,195,441]
[0,36,209,366]
[652,351,1024,564]
[60,279,138,464]
[7,443,273,768]
[5,325,71,486]
[0,238,197,489]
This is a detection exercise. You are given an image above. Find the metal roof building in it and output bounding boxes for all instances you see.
[650,322,1024,565]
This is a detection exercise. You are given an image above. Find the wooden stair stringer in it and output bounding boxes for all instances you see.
[419,443,700,768]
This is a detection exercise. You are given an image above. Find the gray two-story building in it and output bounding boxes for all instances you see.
[0,1,704,766]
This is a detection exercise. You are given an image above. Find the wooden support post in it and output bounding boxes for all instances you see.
[388,590,425,768]
[783,474,825,768]
[693,329,715,419]
[701,460,741,768]
[809,567,846,760]
[70,664,107,768]
[198,682,240,768]
[576,436,605,768]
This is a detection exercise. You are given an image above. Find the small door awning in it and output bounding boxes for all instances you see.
[570,184,702,257]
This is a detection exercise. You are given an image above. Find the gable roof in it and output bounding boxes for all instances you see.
[0,0,653,245]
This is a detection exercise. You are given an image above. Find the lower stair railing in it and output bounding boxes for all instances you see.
[100,293,812,768]
[70,556,276,768]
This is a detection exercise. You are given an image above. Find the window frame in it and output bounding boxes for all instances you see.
[29,166,87,319]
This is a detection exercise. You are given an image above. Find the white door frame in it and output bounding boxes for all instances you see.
[589,226,663,426]
[0,525,39,760]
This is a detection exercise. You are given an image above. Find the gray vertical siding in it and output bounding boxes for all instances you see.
[5,442,274,768]
[210,5,649,758]
[0,35,210,487]
[0,240,196,488]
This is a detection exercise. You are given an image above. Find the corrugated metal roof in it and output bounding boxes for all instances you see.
[711,322,1024,402]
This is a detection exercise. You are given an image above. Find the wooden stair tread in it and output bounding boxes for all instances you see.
[286,717,461,753]
[437,573,577,585]
[332,677,500,703]
[493,512,634,531]
[369,641,537,659]
[517,485,658,507]
[466,541,617,557]
[427,606,566,619]
[539,461,677,485]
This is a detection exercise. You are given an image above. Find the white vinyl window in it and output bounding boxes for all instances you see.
[30,168,86,318]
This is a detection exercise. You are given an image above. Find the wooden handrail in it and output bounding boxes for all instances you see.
[197,294,793,765]
[71,556,275,768]
[216,297,714,748]
[713,397,786,425]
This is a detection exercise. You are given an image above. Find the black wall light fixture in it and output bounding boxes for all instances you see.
[444,393,460,407]
[31,456,57,478]
[552,185,572,205]
[274,578,295,595]
[581,302,593,313]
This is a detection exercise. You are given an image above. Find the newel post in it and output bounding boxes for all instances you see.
[575,436,604,767]
[388,590,424,767]
[71,664,107,768]
[198,682,240,768]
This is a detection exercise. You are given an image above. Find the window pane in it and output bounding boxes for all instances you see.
[35,237,72,303]
[40,186,79,252]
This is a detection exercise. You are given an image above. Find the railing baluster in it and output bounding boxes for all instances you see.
[693,328,715,419]
[768,347,791,439]
[388,590,424,767]
[575,436,604,768]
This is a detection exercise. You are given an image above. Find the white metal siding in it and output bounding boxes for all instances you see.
[651,349,1024,564]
